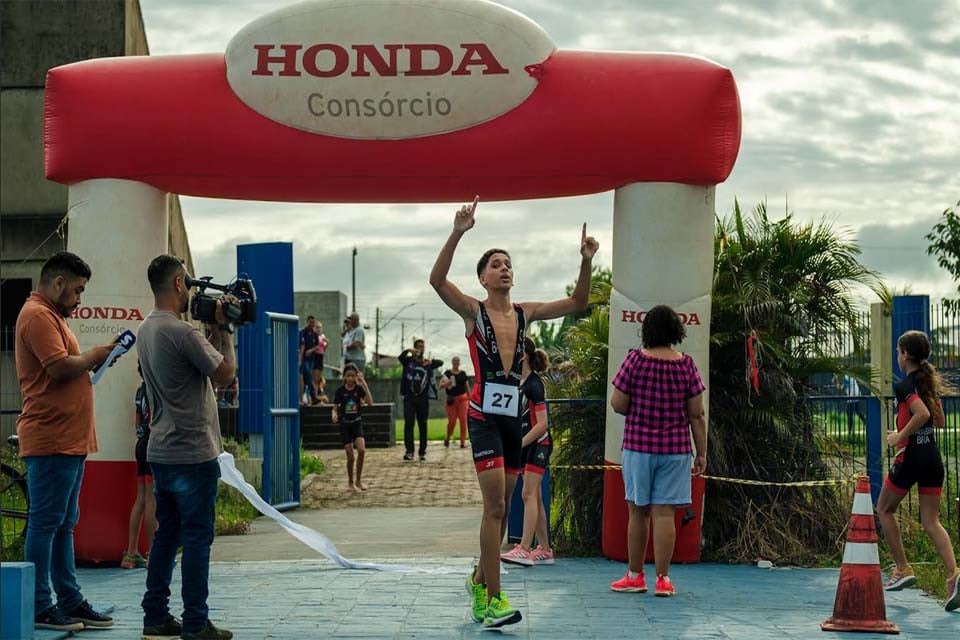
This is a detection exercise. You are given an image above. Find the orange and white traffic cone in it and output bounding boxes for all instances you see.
[821,476,899,634]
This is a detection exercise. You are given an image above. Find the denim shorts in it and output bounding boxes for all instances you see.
[622,449,692,506]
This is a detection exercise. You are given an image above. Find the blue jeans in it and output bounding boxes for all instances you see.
[142,459,220,633]
[301,360,316,401]
[23,454,86,614]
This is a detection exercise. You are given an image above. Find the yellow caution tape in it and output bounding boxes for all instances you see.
[549,464,855,487]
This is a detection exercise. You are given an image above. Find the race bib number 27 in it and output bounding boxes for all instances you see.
[482,382,519,417]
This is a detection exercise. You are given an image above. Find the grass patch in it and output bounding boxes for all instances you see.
[394,417,452,442]
[215,482,260,536]
[300,446,326,478]
[1,445,27,561]
[1,537,24,562]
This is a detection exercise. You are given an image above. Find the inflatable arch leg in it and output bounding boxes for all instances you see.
[66,179,168,562]
[602,182,714,562]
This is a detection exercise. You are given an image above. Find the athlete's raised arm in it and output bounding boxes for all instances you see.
[430,196,481,321]
[523,223,600,322]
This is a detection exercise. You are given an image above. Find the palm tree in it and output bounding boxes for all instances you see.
[544,304,609,553]
[705,200,880,563]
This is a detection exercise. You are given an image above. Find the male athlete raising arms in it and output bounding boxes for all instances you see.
[430,196,599,627]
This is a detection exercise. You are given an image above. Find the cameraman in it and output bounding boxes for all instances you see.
[137,255,235,640]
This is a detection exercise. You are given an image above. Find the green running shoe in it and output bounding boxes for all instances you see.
[466,567,487,623]
[483,592,522,628]
[465,566,478,595]
[471,584,488,622]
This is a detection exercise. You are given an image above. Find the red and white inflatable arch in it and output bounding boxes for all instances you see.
[44,0,740,561]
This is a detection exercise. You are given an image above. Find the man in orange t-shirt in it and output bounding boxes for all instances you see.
[15,251,117,632]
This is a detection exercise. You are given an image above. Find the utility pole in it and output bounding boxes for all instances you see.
[401,322,405,351]
[351,246,358,312]
[375,307,380,370]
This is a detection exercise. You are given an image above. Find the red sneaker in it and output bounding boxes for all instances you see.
[655,574,676,597]
[610,571,647,593]
[500,544,534,567]
[946,568,960,612]
[530,545,555,565]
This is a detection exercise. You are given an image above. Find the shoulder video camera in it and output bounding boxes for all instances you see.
[185,274,257,329]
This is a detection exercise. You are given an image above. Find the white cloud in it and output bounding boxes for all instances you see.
[139,0,960,363]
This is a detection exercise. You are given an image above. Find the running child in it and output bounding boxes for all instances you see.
[430,195,598,628]
[877,330,959,612]
[332,364,373,492]
[501,337,555,567]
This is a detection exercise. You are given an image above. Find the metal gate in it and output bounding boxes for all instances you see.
[243,312,300,510]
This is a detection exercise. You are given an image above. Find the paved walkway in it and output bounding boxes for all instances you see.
[210,506,479,561]
[301,442,480,509]
[43,559,959,639]
[27,445,960,638]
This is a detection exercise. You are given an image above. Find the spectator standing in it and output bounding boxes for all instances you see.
[399,338,443,462]
[122,365,157,569]
[440,356,470,448]
[14,251,117,632]
[609,305,707,598]
[138,255,237,640]
[299,316,321,405]
[313,321,330,391]
[343,312,366,374]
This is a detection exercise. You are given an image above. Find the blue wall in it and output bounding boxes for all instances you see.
[238,243,294,435]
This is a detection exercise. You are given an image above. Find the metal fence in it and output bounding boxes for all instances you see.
[809,394,960,542]
[260,312,301,510]
[1,330,21,438]
[827,309,872,369]
[550,394,960,547]
[930,303,960,386]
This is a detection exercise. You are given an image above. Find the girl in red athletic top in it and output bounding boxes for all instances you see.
[877,330,959,612]
[501,337,555,567]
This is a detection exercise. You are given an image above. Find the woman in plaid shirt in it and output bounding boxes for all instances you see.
[609,305,707,597]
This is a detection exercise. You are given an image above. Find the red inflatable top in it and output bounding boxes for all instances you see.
[44,51,741,202]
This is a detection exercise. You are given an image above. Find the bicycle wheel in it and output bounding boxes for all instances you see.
[0,463,29,555]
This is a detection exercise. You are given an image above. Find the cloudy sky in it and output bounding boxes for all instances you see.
[139,0,959,363]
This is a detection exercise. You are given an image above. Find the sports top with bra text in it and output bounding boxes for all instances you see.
[466,301,526,472]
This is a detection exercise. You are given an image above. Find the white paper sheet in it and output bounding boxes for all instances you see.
[217,452,469,574]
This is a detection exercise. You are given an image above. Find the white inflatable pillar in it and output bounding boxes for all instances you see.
[602,182,714,561]
[66,179,168,562]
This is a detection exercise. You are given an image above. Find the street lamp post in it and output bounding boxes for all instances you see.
[351,246,358,313]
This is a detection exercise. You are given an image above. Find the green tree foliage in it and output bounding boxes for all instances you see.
[545,305,609,554]
[705,201,879,563]
[529,265,612,355]
[544,203,880,562]
[926,199,960,309]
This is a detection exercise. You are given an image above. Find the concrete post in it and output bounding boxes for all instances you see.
[66,178,168,561]
[602,182,715,560]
